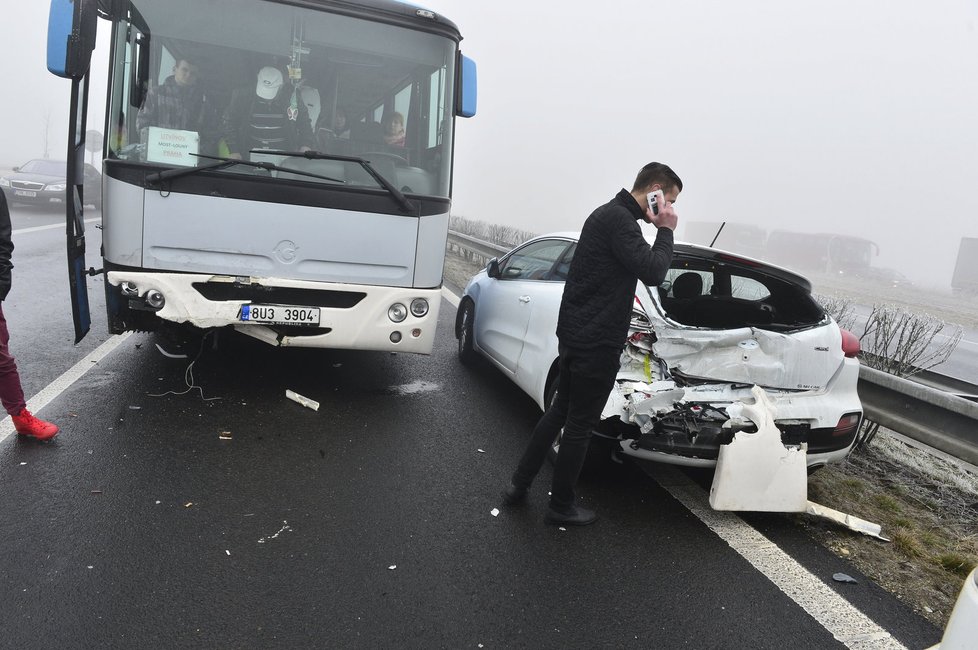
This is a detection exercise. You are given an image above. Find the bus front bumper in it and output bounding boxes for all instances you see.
[107,271,442,354]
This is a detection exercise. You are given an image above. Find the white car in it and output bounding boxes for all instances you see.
[928,567,978,650]
[456,232,863,470]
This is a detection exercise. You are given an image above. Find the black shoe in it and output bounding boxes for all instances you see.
[544,505,597,526]
[502,484,528,505]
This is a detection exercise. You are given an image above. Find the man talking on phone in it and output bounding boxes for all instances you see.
[502,162,681,526]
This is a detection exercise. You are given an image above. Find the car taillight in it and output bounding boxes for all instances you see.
[833,412,861,437]
[840,329,860,358]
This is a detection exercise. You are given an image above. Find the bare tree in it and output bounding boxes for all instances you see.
[859,304,962,378]
[815,293,858,332]
[855,304,963,446]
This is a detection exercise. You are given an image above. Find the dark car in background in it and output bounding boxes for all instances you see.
[0,159,102,210]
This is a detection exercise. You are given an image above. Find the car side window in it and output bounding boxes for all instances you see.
[551,243,576,281]
[499,239,572,281]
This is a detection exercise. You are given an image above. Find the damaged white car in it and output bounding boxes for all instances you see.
[456,232,863,471]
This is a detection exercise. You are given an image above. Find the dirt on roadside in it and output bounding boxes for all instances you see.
[801,432,978,629]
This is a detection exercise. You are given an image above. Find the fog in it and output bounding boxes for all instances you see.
[4,0,977,288]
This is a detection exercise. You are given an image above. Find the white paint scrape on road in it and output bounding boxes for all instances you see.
[0,332,132,443]
[652,464,908,650]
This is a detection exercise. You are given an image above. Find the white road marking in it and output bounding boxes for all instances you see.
[12,218,101,236]
[441,285,909,649]
[0,332,132,443]
[441,286,460,308]
[646,465,907,649]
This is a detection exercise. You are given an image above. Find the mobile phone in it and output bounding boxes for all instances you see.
[647,190,665,216]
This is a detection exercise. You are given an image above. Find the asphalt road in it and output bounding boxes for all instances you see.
[0,204,942,648]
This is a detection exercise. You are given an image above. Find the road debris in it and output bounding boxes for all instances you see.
[219,431,233,440]
[833,573,859,584]
[90,490,102,495]
[806,501,890,541]
[388,565,397,570]
[477,449,485,453]
[286,389,319,411]
[490,508,499,517]
[184,502,193,508]
[225,550,231,556]
[155,343,188,359]
[709,386,808,512]
[257,521,292,544]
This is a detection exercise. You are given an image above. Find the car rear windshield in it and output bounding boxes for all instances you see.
[655,255,826,331]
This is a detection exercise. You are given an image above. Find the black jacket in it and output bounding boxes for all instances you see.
[0,190,13,301]
[556,189,674,349]
[220,85,316,158]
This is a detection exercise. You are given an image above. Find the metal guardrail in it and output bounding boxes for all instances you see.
[858,366,978,466]
[446,231,508,265]
[446,231,978,466]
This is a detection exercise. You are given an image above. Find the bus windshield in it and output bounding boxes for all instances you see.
[106,0,458,198]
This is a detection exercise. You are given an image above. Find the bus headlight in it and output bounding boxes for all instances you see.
[388,303,407,323]
[146,290,165,310]
[410,298,429,318]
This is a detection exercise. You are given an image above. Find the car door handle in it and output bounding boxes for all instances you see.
[519,295,531,303]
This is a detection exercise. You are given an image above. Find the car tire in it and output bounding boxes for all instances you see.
[457,300,478,366]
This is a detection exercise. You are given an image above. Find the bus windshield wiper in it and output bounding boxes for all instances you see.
[145,153,346,186]
[258,150,414,213]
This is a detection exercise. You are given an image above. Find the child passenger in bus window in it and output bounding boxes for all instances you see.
[383,112,406,147]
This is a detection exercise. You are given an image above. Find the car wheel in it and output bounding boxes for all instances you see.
[457,300,478,365]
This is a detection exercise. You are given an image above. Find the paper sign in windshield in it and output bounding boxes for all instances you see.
[144,127,199,166]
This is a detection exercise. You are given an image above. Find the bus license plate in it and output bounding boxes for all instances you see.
[240,304,321,326]
[15,190,37,197]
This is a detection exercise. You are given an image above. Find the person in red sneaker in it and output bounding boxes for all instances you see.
[0,191,58,441]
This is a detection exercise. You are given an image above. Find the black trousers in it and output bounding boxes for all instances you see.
[511,342,621,512]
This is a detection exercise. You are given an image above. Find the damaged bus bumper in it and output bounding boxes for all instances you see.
[106,271,442,353]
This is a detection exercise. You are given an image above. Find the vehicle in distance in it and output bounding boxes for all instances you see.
[456,232,863,470]
[0,159,102,210]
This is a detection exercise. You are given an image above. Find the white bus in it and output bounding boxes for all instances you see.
[47,0,476,353]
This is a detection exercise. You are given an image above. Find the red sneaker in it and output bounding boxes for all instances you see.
[12,409,59,441]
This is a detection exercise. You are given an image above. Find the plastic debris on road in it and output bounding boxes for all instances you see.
[709,386,808,512]
[388,565,397,570]
[286,389,320,411]
[490,508,499,517]
[154,343,189,359]
[219,431,233,440]
[833,573,859,584]
[806,501,890,541]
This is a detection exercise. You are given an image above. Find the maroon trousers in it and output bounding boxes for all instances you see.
[0,303,26,416]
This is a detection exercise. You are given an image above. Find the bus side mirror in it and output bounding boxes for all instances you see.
[47,0,98,79]
[457,54,477,118]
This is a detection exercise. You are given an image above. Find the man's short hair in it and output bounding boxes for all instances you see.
[632,162,682,193]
